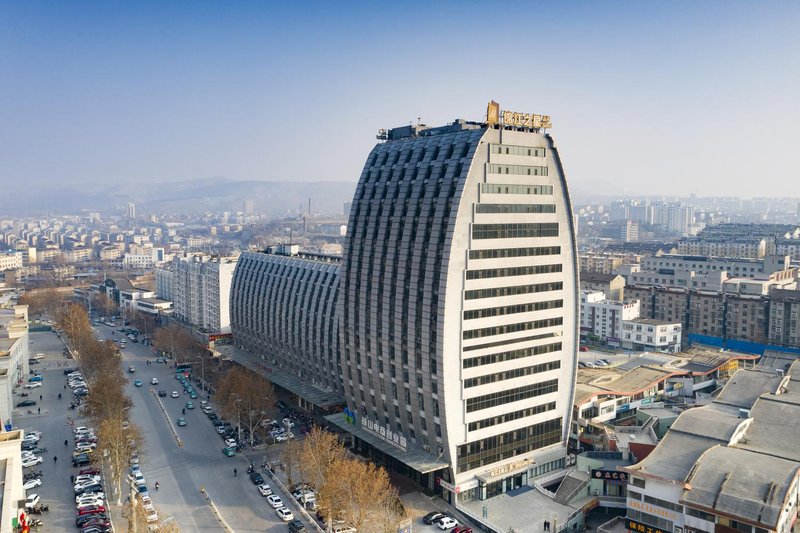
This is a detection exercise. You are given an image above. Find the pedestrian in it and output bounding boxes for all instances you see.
[71,474,74,484]
[57,393,61,399]
[39,395,42,401]
[37,407,40,414]
[64,439,68,447]
[53,456,57,464]
[63,385,66,390]
[233,468,237,477]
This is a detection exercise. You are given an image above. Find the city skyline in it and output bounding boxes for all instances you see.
[2,1,799,198]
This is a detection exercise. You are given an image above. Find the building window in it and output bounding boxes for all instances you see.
[465,379,558,412]
[463,341,562,368]
[463,317,563,341]
[475,204,556,214]
[487,164,549,177]
[489,144,546,157]
[456,417,562,473]
[472,223,559,240]
[464,299,563,320]
[465,281,563,301]
[481,183,553,195]
[464,360,561,388]
[469,246,560,260]
[467,401,556,431]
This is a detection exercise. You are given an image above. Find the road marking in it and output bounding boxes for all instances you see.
[149,389,183,447]
[200,487,236,532]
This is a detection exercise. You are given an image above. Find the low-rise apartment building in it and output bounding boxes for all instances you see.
[581,291,640,346]
[621,319,682,353]
[581,272,626,301]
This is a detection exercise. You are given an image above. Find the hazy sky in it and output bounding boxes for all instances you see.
[1,1,799,197]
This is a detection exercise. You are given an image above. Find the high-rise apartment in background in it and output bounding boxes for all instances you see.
[335,104,579,502]
[127,202,136,220]
[243,199,255,216]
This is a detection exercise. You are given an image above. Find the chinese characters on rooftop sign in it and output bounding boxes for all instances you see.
[486,100,552,129]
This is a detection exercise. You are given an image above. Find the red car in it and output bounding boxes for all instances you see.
[579,346,589,352]
[77,505,106,516]
[452,528,473,533]
[79,468,101,476]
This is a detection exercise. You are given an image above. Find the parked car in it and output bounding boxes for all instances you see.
[128,366,135,373]
[16,400,36,407]
[276,507,294,521]
[423,512,446,525]
[437,517,458,530]
[267,495,283,508]
[257,484,273,496]
[288,519,306,532]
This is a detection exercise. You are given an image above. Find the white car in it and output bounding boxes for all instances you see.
[23,478,42,491]
[267,495,283,508]
[22,435,39,444]
[76,491,104,502]
[25,431,42,438]
[224,438,237,448]
[282,417,295,428]
[132,471,146,485]
[438,517,458,530]
[22,456,43,468]
[146,509,159,523]
[23,382,42,389]
[77,498,104,509]
[257,484,273,497]
[171,391,179,398]
[75,474,101,484]
[151,378,159,385]
[276,507,294,521]
[34,353,45,359]
[25,494,40,509]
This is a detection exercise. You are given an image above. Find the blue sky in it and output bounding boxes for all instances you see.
[1,1,798,197]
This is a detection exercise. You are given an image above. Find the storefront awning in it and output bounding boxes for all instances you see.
[326,412,449,474]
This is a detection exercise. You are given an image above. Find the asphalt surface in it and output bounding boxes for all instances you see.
[20,326,304,532]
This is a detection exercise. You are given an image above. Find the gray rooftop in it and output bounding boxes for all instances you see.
[682,446,799,530]
[714,368,782,409]
[626,361,800,528]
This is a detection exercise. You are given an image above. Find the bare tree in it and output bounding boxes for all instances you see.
[215,367,275,445]
[18,287,62,318]
[298,426,348,491]
[86,371,131,424]
[281,438,303,488]
[124,496,181,533]
[319,459,397,532]
[92,292,117,317]
[96,416,142,506]
[56,303,92,354]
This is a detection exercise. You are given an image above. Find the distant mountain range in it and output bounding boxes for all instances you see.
[2,178,357,217]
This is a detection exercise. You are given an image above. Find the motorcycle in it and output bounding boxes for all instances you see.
[19,392,28,397]
[23,471,42,481]
[28,518,43,527]
[29,503,49,514]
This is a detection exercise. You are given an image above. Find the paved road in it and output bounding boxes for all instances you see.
[21,325,304,532]
[97,324,293,532]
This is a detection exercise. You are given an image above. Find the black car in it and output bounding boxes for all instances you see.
[158,390,167,397]
[76,514,108,528]
[22,441,37,451]
[288,519,306,532]
[28,359,40,365]
[250,472,264,485]
[423,512,446,525]
[64,367,77,375]
[81,526,112,533]
[16,400,36,407]
[73,454,92,467]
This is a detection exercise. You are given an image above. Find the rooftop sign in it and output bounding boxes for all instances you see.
[487,100,552,129]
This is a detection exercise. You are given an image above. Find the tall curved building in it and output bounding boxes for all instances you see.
[230,246,342,396]
[338,116,579,502]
